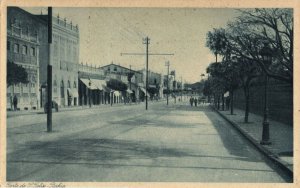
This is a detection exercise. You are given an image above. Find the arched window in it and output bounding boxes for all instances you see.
[68,80,71,88]
[73,81,77,88]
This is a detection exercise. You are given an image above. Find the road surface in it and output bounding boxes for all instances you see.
[7,101,290,182]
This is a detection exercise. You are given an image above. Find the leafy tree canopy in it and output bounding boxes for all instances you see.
[7,60,29,88]
[107,79,128,91]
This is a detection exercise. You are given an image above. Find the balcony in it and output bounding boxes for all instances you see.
[7,26,38,44]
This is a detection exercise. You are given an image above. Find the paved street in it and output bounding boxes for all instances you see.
[7,101,291,182]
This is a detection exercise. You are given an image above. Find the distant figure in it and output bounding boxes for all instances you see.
[194,98,198,107]
[190,97,194,106]
[13,95,18,111]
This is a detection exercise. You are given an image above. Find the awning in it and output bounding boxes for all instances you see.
[80,78,98,90]
[114,91,121,97]
[103,85,111,93]
[90,79,106,90]
[139,87,150,97]
[67,88,79,98]
[126,89,133,94]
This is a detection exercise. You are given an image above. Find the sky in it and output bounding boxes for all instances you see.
[22,7,240,83]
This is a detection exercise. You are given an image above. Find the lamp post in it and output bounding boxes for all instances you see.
[260,43,272,145]
[88,78,91,108]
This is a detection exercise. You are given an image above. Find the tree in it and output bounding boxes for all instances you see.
[221,59,240,114]
[234,57,261,123]
[206,62,227,110]
[228,8,293,84]
[206,28,228,63]
[7,60,29,88]
[106,79,128,91]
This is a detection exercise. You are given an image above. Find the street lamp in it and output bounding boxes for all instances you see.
[88,78,91,108]
[260,43,272,145]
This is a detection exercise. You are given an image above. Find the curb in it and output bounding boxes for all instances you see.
[211,106,293,180]
[6,100,164,118]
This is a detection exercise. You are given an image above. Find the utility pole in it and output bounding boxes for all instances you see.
[165,61,170,105]
[174,71,176,104]
[47,7,52,132]
[180,76,183,102]
[121,37,174,110]
[143,37,150,110]
[129,65,132,90]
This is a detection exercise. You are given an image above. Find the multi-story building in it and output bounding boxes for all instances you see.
[77,63,108,106]
[7,7,80,110]
[37,14,80,107]
[7,7,43,110]
[138,68,163,100]
[100,62,144,102]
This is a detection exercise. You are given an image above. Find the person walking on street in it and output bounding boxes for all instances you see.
[13,95,18,111]
[194,97,198,107]
[190,97,194,107]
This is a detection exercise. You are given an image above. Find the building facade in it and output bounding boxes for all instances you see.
[100,62,144,102]
[7,7,44,110]
[37,14,80,107]
[7,8,80,110]
[78,63,108,106]
[138,68,163,100]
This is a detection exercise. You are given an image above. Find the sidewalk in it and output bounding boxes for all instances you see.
[6,100,163,118]
[212,106,293,176]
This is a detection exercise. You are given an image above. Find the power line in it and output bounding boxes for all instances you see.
[121,37,174,110]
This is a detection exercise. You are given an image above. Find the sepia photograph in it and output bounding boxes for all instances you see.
[1,0,299,187]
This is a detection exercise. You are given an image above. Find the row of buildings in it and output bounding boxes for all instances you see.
[6,7,183,110]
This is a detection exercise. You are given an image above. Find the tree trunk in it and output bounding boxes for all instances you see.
[230,89,234,115]
[217,94,220,110]
[244,85,250,123]
[222,93,225,111]
[244,95,250,123]
[214,94,217,107]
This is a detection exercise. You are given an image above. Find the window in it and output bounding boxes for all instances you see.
[14,43,19,53]
[114,66,117,71]
[60,80,65,98]
[30,47,35,56]
[7,41,10,51]
[68,80,71,88]
[73,81,77,88]
[22,45,27,55]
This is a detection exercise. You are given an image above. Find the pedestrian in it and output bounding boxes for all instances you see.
[190,97,194,106]
[194,97,198,107]
[13,95,18,111]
